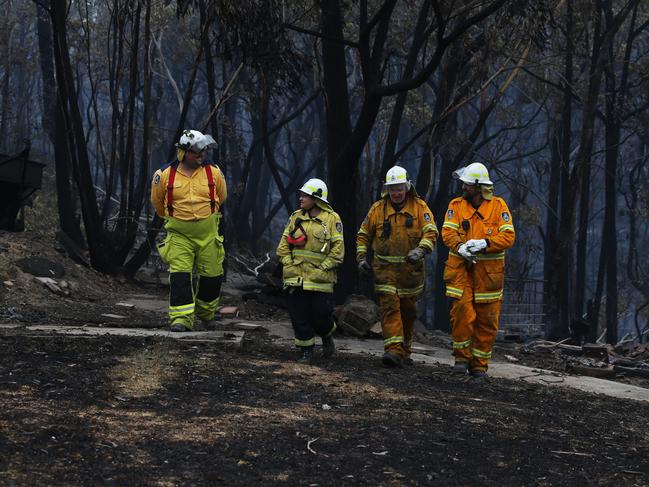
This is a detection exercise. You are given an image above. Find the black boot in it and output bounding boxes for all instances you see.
[382,351,403,368]
[297,347,314,364]
[322,335,335,358]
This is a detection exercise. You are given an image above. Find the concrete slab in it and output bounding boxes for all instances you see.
[0,323,23,329]
[232,322,263,331]
[91,295,649,403]
[127,297,167,313]
[23,325,244,347]
[332,337,649,403]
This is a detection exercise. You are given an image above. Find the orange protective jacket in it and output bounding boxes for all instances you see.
[150,162,227,221]
[357,193,438,297]
[441,196,515,303]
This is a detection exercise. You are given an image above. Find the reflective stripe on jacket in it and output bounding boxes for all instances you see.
[276,204,344,293]
[441,196,515,302]
[150,162,227,220]
[356,194,438,297]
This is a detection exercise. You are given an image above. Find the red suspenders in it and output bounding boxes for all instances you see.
[204,164,216,213]
[166,163,217,217]
[166,164,178,216]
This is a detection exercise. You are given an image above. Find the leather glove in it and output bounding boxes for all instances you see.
[406,247,426,264]
[458,243,476,263]
[358,259,372,276]
[465,239,488,254]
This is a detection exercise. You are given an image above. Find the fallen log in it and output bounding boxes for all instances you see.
[527,338,582,353]
[612,365,649,379]
[609,356,642,367]
[569,365,616,379]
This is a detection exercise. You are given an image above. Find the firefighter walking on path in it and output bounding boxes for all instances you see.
[441,162,515,378]
[151,129,227,332]
[356,166,438,368]
[276,179,344,363]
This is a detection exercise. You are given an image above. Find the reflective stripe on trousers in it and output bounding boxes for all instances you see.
[449,281,501,371]
[378,294,417,358]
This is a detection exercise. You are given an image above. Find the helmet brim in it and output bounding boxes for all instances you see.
[193,134,217,151]
[459,177,493,186]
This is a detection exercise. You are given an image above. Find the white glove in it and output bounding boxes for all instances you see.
[465,239,487,254]
[458,243,476,263]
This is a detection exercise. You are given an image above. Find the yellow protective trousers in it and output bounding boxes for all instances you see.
[157,213,225,328]
[378,294,417,358]
[449,279,501,372]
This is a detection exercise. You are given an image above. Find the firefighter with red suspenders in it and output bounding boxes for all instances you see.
[151,129,227,332]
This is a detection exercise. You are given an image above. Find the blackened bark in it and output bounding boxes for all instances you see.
[50,1,108,271]
[320,0,354,301]
[590,3,640,343]
[260,75,294,215]
[379,1,431,176]
[36,1,84,246]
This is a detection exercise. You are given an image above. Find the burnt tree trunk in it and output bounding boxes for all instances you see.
[36,1,84,246]
[320,0,354,301]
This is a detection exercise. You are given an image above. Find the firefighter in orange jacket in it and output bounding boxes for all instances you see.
[441,162,515,378]
[150,129,227,332]
[356,166,438,367]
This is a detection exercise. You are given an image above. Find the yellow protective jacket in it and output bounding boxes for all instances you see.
[441,196,515,303]
[276,203,344,293]
[356,193,438,297]
[150,162,227,221]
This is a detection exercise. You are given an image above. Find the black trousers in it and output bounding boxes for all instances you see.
[285,288,335,348]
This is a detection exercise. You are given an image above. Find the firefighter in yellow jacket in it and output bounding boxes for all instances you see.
[356,166,438,367]
[150,129,227,332]
[441,162,515,378]
[276,178,344,363]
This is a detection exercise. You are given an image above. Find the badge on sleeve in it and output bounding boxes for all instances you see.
[502,212,510,222]
[153,173,161,185]
[336,222,343,233]
[424,213,431,222]
[447,209,454,219]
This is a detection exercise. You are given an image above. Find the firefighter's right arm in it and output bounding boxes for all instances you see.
[441,202,464,252]
[356,208,375,263]
[150,169,166,218]
[276,216,294,266]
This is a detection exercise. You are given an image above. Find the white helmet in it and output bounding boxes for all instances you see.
[453,162,492,185]
[176,129,217,152]
[299,178,329,203]
[384,166,411,189]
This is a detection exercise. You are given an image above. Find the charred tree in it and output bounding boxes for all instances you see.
[36,1,84,246]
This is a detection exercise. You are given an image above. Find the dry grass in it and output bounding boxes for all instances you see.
[109,345,183,398]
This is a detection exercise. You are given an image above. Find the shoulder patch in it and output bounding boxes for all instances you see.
[447,209,454,219]
[336,222,343,233]
[153,173,161,185]
[424,213,431,222]
[501,212,510,222]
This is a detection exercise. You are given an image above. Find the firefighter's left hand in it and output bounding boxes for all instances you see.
[458,243,477,263]
[406,247,426,264]
[465,239,487,253]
